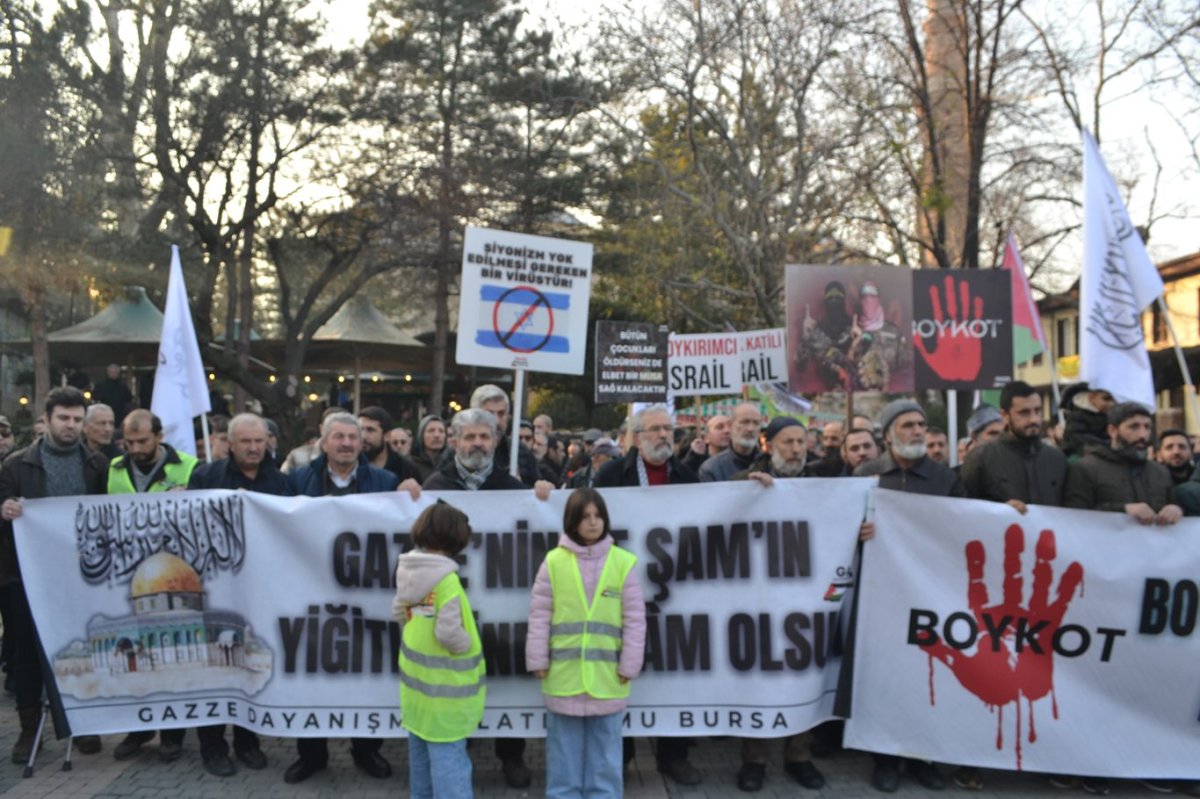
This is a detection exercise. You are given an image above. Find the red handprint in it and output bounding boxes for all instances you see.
[914,274,984,381]
[920,524,1083,768]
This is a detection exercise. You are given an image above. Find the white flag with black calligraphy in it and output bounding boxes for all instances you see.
[1079,129,1163,408]
[151,246,211,456]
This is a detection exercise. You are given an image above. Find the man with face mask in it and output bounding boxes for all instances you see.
[1065,402,1180,525]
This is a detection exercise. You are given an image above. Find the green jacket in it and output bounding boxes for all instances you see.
[1064,445,1175,513]
[107,445,198,494]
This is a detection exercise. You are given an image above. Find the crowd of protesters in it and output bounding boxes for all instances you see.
[0,372,1198,797]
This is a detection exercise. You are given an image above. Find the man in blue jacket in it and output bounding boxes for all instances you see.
[283,412,409,782]
[187,413,292,776]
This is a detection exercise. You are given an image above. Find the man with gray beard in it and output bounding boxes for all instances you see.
[854,400,965,498]
[698,402,763,482]
[420,408,553,789]
[730,416,825,792]
[853,398,963,793]
[593,404,702,785]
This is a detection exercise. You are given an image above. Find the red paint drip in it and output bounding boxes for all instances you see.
[1015,695,1023,771]
[1051,687,1059,720]
[1080,573,1085,599]
[928,654,936,705]
[1028,697,1038,743]
[995,704,1003,749]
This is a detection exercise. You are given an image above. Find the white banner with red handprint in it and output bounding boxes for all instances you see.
[845,490,1200,779]
[912,269,1013,390]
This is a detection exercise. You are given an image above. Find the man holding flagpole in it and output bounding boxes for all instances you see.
[152,245,211,459]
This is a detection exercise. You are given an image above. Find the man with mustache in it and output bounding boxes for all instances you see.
[1065,402,1180,525]
[699,402,764,482]
[962,382,1067,513]
[594,405,703,786]
[106,410,198,763]
[853,399,964,793]
[0,387,108,763]
[420,407,553,789]
[282,413,403,783]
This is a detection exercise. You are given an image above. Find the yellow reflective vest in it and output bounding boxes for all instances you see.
[398,572,485,742]
[107,448,198,494]
[543,544,636,700]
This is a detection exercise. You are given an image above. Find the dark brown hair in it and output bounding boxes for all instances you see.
[562,487,611,546]
[412,501,472,555]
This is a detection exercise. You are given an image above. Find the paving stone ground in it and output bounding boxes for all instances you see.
[0,698,1168,797]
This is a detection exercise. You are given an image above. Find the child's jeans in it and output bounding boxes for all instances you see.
[546,710,624,798]
[408,734,472,799]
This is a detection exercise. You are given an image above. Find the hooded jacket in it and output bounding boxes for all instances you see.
[1061,383,1109,460]
[525,534,645,716]
[391,551,472,655]
[409,416,447,483]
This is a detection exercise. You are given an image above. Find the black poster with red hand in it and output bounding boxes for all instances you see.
[912,269,1013,391]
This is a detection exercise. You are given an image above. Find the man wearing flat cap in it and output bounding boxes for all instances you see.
[853,398,963,793]
[728,415,825,792]
[961,404,1004,462]
[1064,402,1180,525]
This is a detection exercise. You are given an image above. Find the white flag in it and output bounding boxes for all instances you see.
[1080,129,1164,408]
[151,246,211,456]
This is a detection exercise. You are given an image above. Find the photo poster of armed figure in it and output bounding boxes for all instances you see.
[911,269,1013,391]
[786,265,915,394]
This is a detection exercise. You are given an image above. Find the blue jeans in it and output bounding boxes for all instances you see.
[408,734,472,799]
[546,711,624,799]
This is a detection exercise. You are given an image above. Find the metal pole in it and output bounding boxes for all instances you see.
[200,413,212,463]
[510,368,525,477]
[353,355,362,415]
[947,390,959,466]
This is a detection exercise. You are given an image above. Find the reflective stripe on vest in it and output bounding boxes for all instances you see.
[106,452,198,494]
[543,544,636,700]
[397,571,486,742]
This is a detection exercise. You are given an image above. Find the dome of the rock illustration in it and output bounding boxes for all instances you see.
[129,552,202,598]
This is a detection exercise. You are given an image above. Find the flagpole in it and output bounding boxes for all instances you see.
[1157,296,1200,429]
[200,413,212,463]
[947,390,959,466]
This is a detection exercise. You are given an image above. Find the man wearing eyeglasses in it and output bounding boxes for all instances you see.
[594,404,702,786]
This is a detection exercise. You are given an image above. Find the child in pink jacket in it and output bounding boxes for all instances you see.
[526,487,646,798]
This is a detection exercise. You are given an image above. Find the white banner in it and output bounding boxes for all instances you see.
[845,490,1200,779]
[668,329,787,397]
[18,481,867,739]
[455,226,593,375]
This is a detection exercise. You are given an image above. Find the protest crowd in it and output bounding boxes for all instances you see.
[1,370,1198,798]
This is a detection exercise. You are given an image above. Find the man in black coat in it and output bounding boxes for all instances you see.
[0,387,108,762]
[282,413,400,783]
[187,413,292,777]
[593,404,703,786]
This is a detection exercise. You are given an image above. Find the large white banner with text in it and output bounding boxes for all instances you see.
[845,490,1200,779]
[17,481,867,739]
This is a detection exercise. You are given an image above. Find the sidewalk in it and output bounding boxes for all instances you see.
[0,702,1164,798]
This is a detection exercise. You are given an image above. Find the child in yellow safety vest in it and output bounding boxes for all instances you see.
[526,487,647,798]
[392,502,485,799]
